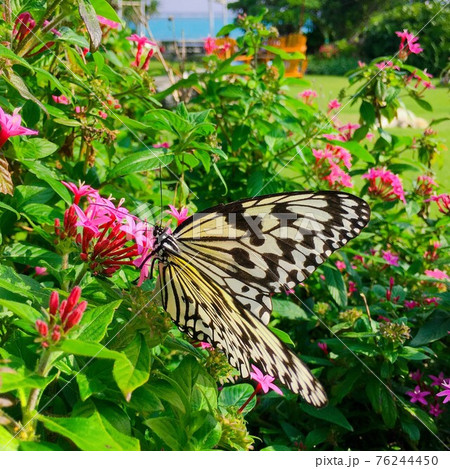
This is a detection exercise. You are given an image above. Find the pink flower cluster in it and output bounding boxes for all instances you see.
[299,89,317,105]
[35,287,87,347]
[56,182,153,279]
[416,174,438,197]
[204,37,218,55]
[405,70,434,91]
[375,61,400,71]
[313,144,353,188]
[424,269,449,281]
[0,106,38,148]
[52,95,70,105]
[396,29,423,59]
[97,15,120,31]
[126,34,157,70]
[406,370,449,417]
[426,194,450,215]
[362,168,406,204]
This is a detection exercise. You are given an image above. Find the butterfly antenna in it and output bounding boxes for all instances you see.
[159,164,163,225]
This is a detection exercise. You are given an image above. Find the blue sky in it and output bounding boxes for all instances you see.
[154,0,229,17]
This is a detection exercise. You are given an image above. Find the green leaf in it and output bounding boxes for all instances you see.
[272,298,309,320]
[380,388,397,428]
[20,160,71,204]
[77,300,121,342]
[38,413,140,451]
[113,334,151,400]
[0,264,46,302]
[144,416,187,450]
[3,243,62,268]
[410,311,450,346]
[305,427,329,448]
[262,45,304,60]
[360,101,376,126]
[91,0,122,23]
[55,339,123,361]
[14,138,58,160]
[57,26,90,48]
[35,68,70,96]
[128,384,164,413]
[0,298,41,323]
[268,326,295,346]
[331,140,376,163]
[216,23,238,37]
[0,366,54,393]
[299,403,353,431]
[0,44,34,70]
[218,383,256,415]
[3,71,46,113]
[322,265,347,307]
[109,150,174,178]
[0,426,19,451]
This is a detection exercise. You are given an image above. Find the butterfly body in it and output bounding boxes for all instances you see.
[153,191,370,407]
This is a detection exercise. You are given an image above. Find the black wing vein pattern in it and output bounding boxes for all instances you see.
[157,191,370,407]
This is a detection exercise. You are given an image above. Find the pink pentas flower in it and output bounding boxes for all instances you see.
[429,372,445,387]
[52,95,70,105]
[127,34,157,69]
[425,194,450,215]
[0,107,39,148]
[358,60,366,67]
[299,89,317,105]
[317,342,329,355]
[98,110,108,119]
[348,281,357,295]
[61,181,97,205]
[97,15,120,30]
[429,403,444,417]
[362,167,406,204]
[410,369,422,382]
[250,365,283,395]
[335,261,346,271]
[396,29,423,57]
[327,99,341,111]
[423,81,435,90]
[204,36,217,55]
[382,250,399,267]
[338,123,360,140]
[153,142,170,149]
[404,300,419,309]
[167,205,189,226]
[416,175,438,196]
[35,266,47,276]
[406,386,430,405]
[423,297,439,306]
[375,61,400,71]
[424,269,449,280]
[436,381,450,404]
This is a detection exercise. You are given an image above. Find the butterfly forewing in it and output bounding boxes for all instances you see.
[157,254,328,407]
[173,191,370,324]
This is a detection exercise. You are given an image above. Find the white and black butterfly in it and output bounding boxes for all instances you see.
[151,191,370,407]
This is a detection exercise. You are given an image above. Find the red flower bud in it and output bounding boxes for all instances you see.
[65,286,82,313]
[64,301,86,331]
[49,291,59,316]
[51,325,61,342]
[59,300,68,321]
[36,319,48,337]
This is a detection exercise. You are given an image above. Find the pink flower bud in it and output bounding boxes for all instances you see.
[59,300,68,321]
[36,319,48,337]
[49,291,59,316]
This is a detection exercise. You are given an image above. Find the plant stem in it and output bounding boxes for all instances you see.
[22,349,53,439]
[5,0,11,24]
[238,384,260,413]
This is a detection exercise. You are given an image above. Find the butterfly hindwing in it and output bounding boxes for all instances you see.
[157,254,328,407]
[173,191,370,324]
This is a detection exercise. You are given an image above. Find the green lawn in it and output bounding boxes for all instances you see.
[290,74,450,190]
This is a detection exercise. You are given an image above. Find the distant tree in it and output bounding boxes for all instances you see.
[229,0,404,40]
